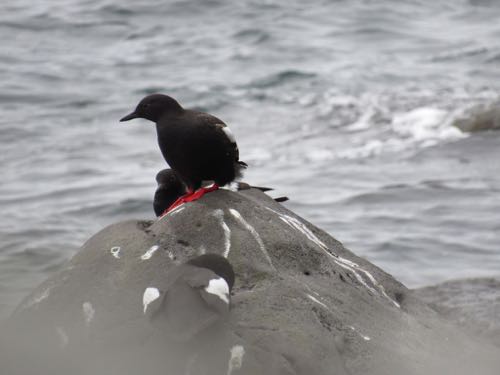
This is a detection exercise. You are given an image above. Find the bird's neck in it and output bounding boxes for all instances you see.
[157,108,184,124]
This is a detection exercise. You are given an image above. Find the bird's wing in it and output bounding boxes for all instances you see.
[237,182,273,192]
[214,123,240,162]
[195,113,242,162]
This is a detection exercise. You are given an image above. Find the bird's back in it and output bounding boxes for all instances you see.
[156,110,243,189]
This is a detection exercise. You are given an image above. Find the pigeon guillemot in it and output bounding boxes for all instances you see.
[120,94,247,212]
[153,169,187,217]
[153,168,289,217]
[143,253,235,342]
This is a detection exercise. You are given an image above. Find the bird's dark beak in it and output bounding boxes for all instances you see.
[120,111,138,122]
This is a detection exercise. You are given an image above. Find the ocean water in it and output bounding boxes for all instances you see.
[1,0,500,318]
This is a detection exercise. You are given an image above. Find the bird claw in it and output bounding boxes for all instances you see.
[160,184,220,217]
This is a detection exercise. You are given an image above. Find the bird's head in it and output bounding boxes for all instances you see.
[155,169,180,186]
[120,94,183,123]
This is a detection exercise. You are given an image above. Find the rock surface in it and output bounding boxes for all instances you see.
[1,189,500,374]
[415,277,500,347]
[453,102,500,132]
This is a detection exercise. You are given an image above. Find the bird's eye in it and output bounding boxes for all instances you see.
[144,103,150,108]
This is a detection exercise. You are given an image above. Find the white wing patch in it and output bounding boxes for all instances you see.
[219,125,236,143]
[205,277,230,304]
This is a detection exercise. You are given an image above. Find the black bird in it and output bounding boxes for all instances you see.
[153,168,289,217]
[153,169,186,217]
[120,94,247,212]
[143,253,235,342]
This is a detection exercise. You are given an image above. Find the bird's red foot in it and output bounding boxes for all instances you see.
[184,183,219,202]
[161,184,220,217]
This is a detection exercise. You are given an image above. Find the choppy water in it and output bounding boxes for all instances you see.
[1,0,500,318]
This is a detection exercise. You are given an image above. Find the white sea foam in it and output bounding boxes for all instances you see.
[345,103,377,132]
[391,107,464,142]
[320,99,469,161]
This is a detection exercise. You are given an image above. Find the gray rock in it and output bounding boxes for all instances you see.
[453,102,500,132]
[414,277,500,347]
[2,189,500,375]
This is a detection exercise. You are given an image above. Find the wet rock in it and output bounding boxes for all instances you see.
[1,189,500,375]
[453,102,500,132]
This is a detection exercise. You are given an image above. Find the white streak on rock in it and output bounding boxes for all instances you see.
[205,278,230,304]
[141,245,160,260]
[302,283,320,297]
[18,286,53,311]
[143,287,160,314]
[56,326,69,348]
[167,251,175,260]
[306,294,331,311]
[35,288,51,303]
[159,206,185,220]
[227,345,245,375]
[198,245,207,255]
[229,209,274,269]
[169,206,185,216]
[110,246,121,259]
[276,211,329,251]
[266,207,400,308]
[212,209,231,257]
[336,256,400,308]
[32,287,51,305]
[350,325,371,341]
[82,302,95,327]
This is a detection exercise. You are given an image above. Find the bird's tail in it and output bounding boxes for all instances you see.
[274,196,289,203]
[237,182,272,192]
[233,160,247,181]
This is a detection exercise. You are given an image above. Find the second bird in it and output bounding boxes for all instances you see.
[120,94,247,209]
